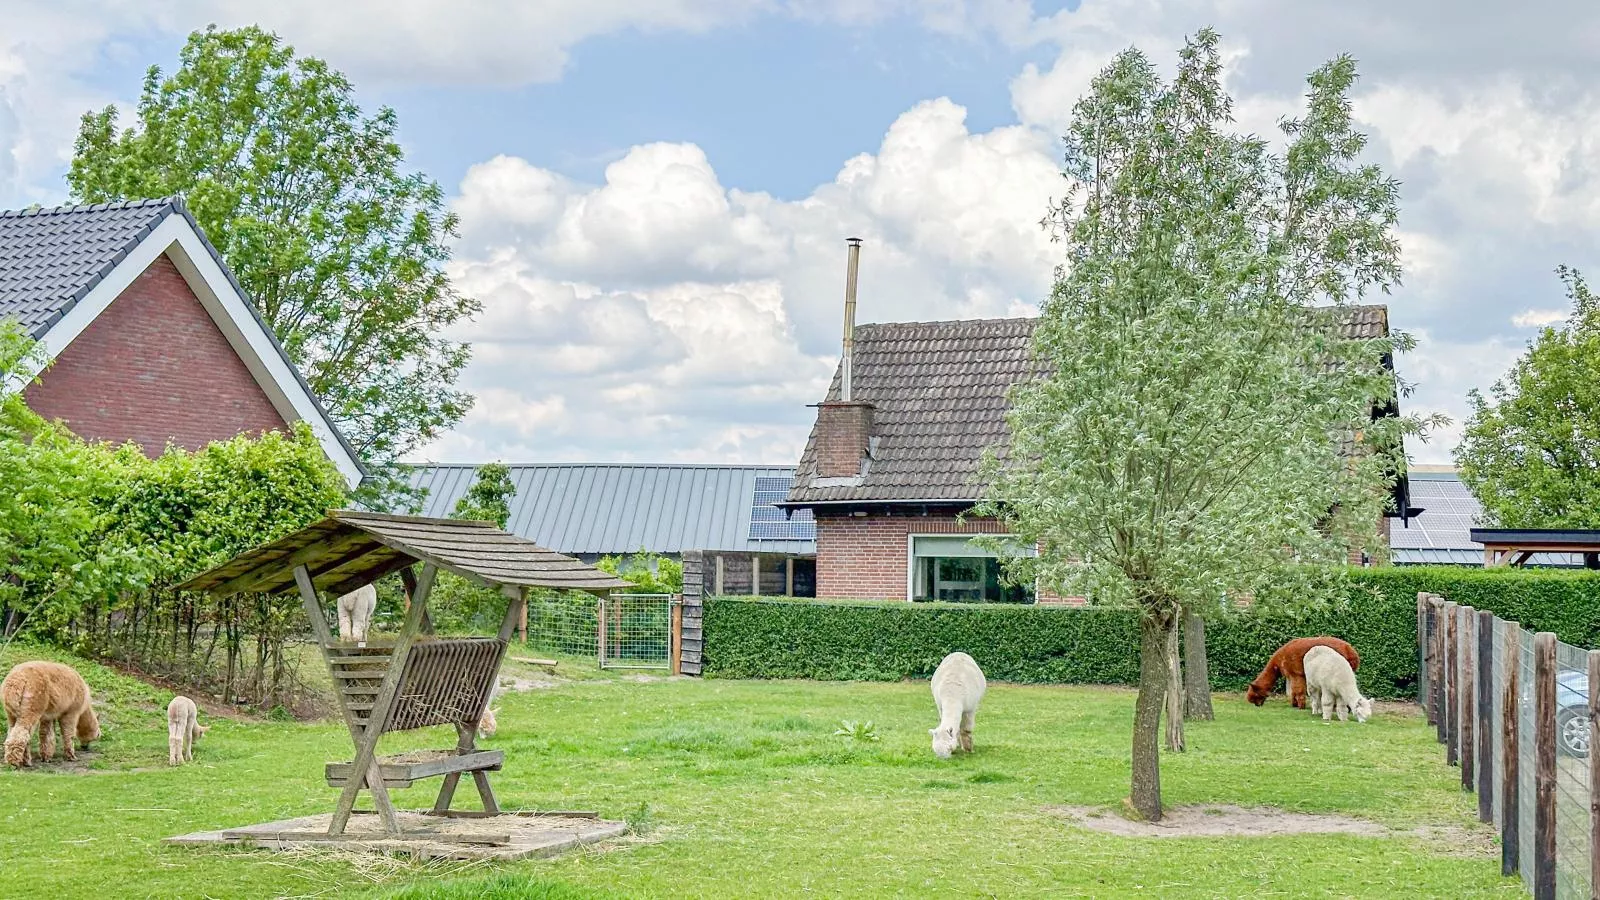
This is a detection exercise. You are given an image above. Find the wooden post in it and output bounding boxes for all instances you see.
[519,599,528,643]
[1590,648,1600,899]
[715,555,725,596]
[751,554,761,596]
[1445,602,1459,765]
[1418,593,1430,719]
[1477,609,1494,822]
[1534,631,1556,900]
[1460,606,1476,791]
[1503,620,1522,878]
[596,596,608,667]
[786,557,795,597]
[670,598,684,676]
[1431,597,1446,738]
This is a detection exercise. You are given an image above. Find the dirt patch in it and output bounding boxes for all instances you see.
[499,675,560,692]
[1048,804,1389,838]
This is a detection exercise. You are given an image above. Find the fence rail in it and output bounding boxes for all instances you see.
[1420,592,1598,899]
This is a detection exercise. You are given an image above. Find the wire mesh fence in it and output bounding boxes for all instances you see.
[1421,594,1597,900]
[522,591,600,659]
[598,594,677,670]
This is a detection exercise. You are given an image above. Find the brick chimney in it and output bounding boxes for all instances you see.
[815,239,874,478]
[815,400,874,477]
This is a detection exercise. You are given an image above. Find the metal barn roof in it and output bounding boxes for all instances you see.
[404,464,816,557]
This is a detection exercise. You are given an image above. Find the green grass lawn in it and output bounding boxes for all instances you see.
[0,644,1522,899]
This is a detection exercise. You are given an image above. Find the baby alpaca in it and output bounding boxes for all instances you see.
[477,682,499,739]
[930,651,986,759]
[337,584,378,644]
[3,660,100,768]
[1246,637,1361,708]
[1303,645,1374,723]
[166,696,208,766]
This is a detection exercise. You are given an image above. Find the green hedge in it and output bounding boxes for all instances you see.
[701,567,1600,698]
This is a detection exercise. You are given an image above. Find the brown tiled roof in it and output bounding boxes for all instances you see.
[786,305,1391,505]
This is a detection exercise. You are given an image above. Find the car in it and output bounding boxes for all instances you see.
[1556,671,1591,759]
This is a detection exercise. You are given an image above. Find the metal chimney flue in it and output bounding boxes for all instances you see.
[842,237,861,401]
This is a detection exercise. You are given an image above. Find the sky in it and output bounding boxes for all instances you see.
[2,1,1596,468]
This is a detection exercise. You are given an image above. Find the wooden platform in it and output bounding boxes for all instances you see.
[165,810,628,861]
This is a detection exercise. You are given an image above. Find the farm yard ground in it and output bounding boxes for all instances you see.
[0,645,1521,899]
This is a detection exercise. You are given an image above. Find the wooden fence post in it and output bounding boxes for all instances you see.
[670,598,684,676]
[1477,609,1494,822]
[1446,601,1460,765]
[1461,606,1476,791]
[1534,631,1557,900]
[1432,597,1447,740]
[1589,648,1600,899]
[1503,620,1522,878]
[1418,592,1431,719]
[596,596,608,667]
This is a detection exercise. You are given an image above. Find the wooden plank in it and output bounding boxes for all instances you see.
[671,599,684,676]
[497,586,526,643]
[330,563,436,836]
[1431,598,1446,739]
[222,830,511,846]
[510,656,558,667]
[1461,606,1475,791]
[597,597,608,668]
[1477,609,1493,822]
[1417,593,1429,720]
[404,809,599,820]
[1534,631,1556,900]
[1445,602,1459,765]
[1590,648,1600,900]
[327,750,504,785]
[213,526,365,596]
[1503,620,1522,878]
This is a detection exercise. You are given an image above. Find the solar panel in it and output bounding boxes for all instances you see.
[749,476,816,542]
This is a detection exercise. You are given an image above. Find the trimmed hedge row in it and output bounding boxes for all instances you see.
[701,566,1600,699]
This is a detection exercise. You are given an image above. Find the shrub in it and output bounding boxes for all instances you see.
[701,566,1600,698]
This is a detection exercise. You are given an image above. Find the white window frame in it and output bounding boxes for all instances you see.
[904,533,1037,602]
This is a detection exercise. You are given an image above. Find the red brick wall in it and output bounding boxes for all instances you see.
[814,401,874,477]
[23,254,288,456]
[816,515,1013,600]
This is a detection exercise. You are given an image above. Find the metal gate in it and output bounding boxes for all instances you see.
[598,594,678,670]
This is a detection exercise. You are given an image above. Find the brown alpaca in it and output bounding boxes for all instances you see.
[3,661,101,768]
[1247,638,1361,708]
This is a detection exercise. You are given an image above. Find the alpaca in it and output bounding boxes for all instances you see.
[1303,645,1374,723]
[477,681,499,739]
[930,651,986,759]
[1246,637,1361,708]
[3,661,100,768]
[337,584,378,644]
[166,696,208,766]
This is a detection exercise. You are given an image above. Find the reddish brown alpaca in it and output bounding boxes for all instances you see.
[1247,638,1361,708]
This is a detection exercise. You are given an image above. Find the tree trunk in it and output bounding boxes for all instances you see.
[1164,619,1185,752]
[1131,609,1173,821]
[1183,607,1214,721]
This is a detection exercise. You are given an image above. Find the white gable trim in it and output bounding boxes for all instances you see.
[26,212,363,486]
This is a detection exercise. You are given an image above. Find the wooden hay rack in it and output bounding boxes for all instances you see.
[178,510,627,845]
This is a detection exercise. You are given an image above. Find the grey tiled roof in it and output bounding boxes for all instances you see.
[787,305,1392,505]
[0,198,180,337]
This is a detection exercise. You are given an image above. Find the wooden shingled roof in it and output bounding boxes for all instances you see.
[177,510,630,598]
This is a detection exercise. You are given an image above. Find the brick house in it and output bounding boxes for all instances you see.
[0,197,361,484]
[781,307,1412,603]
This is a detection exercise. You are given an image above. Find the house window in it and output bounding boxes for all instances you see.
[909,536,1035,604]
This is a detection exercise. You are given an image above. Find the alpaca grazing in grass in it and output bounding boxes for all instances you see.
[1303,645,1374,723]
[336,584,377,644]
[166,696,208,766]
[1246,637,1361,708]
[2,661,100,768]
[930,652,986,759]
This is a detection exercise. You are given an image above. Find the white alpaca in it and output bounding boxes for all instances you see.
[336,584,377,645]
[166,696,207,766]
[1303,645,1373,723]
[930,651,986,759]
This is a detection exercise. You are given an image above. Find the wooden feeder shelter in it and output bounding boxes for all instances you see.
[178,510,627,845]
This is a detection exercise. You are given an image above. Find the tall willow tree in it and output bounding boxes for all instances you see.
[69,26,478,490]
[977,31,1425,821]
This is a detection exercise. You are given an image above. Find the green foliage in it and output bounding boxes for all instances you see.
[702,567,1600,699]
[833,720,881,742]
[451,462,516,528]
[597,551,683,594]
[977,30,1431,615]
[67,24,478,467]
[1456,265,1600,528]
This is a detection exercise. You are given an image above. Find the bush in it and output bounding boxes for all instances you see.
[702,566,1600,699]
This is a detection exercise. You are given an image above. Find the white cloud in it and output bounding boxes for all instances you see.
[1512,309,1567,329]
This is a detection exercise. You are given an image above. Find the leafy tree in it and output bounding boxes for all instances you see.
[598,552,684,594]
[451,463,516,529]
[68,25,478,478]
[1456,266,1600,552]
[976,31,1428,821]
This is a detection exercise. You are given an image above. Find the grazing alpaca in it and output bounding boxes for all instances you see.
[1303,645,1374,723]
[166,696,208,766]
[1247,637,1361,708]
[2,661,100,768]
[930,652,986,759]
[336,584,378,644]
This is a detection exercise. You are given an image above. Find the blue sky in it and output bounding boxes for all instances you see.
[2,0,1597,467]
